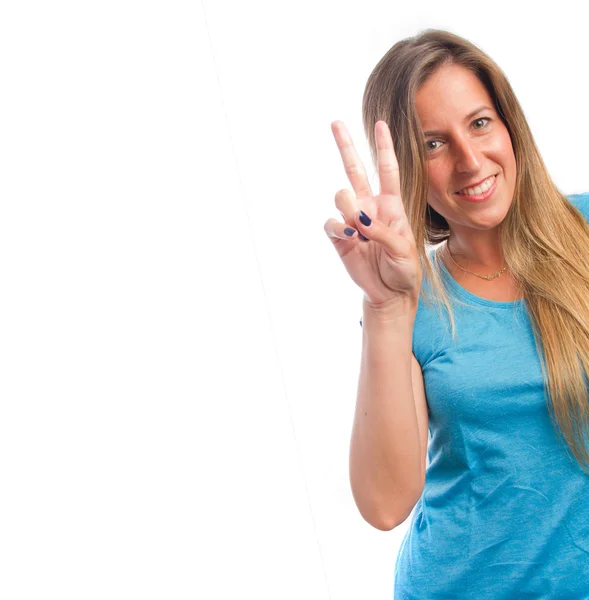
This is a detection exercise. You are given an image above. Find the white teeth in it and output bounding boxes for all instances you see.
[458,175,495,196]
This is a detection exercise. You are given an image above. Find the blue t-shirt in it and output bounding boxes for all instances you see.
[362,192,589,599]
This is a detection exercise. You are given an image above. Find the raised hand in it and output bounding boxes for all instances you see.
[324,120,422,310]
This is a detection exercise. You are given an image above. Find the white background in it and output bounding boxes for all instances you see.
[1,1,587,598]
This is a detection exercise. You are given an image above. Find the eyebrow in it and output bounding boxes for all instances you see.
[422,105,493,137]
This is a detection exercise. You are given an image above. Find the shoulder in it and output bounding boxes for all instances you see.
[567,192,589,221]
[567,191,589,204]
[412,245,452,368]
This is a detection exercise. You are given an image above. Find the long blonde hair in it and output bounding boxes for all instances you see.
[362,29,589,474]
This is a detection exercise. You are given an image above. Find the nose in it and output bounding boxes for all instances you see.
[454,136,481,173]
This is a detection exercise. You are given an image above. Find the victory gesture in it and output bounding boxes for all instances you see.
[324,120,422,310]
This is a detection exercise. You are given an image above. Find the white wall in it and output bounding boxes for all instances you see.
[1,1,587,598]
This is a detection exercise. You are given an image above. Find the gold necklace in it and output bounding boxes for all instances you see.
[445,242,508,281]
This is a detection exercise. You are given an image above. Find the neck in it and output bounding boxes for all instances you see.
[446,230,504,270]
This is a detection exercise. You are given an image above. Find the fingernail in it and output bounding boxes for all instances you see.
[359,211,372,226]
[359,233,369,241]
[344,227,356,237]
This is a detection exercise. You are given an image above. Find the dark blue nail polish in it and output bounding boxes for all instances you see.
[359,233,369,241]
[344,227,356,236]
[359,211,372,226]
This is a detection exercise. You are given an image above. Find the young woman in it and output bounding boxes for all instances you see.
[325,29,589,598]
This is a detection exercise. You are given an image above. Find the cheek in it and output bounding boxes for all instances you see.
[496,129,516,166]
[500,143,517,185]
[427,162,451,192]
[426,180,454,214]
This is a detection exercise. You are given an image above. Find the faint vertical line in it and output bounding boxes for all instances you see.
[199,1,332,598]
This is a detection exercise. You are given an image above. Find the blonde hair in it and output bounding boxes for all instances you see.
[362,28,589,474]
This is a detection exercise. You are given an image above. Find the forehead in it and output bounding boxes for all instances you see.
[415,64,493,127]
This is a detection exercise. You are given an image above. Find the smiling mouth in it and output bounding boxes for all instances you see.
[455,174,498,195]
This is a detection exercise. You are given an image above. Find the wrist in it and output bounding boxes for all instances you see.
[362,294,418,324]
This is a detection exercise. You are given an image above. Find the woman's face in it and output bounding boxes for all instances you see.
[415,63,517,234]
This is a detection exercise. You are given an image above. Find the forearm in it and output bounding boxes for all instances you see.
[349,299,423,530]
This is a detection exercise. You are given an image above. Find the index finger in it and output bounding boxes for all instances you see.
[375,120,401,197]
[331,121,373,199]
